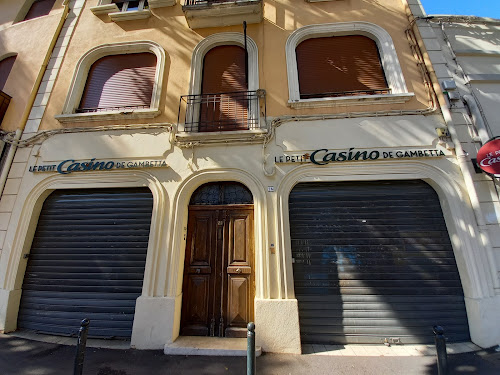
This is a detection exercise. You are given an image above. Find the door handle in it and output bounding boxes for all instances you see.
[196,268,201,274]
[235,268,242,274]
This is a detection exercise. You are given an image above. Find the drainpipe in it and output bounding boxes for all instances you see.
[463,95,490,145]
[0,0,71,196]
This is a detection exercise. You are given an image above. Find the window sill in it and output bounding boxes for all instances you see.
[182,0,263,29]
[55,109,161,123]
[175,128,267,144]
[109,9,152,21]
[288,93,415,109]
[90,4,119,15]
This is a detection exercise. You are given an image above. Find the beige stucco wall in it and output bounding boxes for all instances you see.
[39,0,431,131]
[0,1,64,132]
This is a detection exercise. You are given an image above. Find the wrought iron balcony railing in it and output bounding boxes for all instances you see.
[178,90,265,133]
[0,90,12,126]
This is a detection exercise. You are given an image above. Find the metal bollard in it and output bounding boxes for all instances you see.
[433,325,448,375]
[247,322,256,375]
[74,318,90,375]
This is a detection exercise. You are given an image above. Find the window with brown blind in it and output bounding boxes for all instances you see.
[296,35,389,99]
[199,45,249,132]
[78,53,157,113]
[23,0,56,21]
[0,56,16,91]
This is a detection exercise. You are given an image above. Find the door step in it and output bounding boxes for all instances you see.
[164,336,262,356]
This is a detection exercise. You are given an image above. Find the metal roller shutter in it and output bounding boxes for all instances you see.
[295,35,389,99]
[17,188,153,339]
[78,53,156,112]
[200,45,248,131]
[290,180,470,345]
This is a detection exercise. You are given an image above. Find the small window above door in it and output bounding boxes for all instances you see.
[190,182,253,205]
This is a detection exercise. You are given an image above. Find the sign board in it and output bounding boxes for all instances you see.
[477,139,500,175]
[274,147,448,165]
[29,158,168,175]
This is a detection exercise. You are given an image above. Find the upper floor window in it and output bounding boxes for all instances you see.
[56,41,166,123]
[0,56,16,91]
[78,53,156,113]
[296,35,389,99]
[286,22,413,108]
[178,33,264,136]
[113,0,149,12]
[23,0,56,21]
[198,45,249,132]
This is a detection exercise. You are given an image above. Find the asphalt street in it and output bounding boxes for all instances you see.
[0,334,499,375]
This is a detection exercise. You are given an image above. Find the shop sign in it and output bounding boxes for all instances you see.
[476,139,500,175]
[274,147,447,165]
[28,158,168,175]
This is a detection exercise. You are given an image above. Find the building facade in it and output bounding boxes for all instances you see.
[0,0,498,353]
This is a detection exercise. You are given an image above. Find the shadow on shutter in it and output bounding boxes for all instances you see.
[296,35,390,99]
[0,56,17,91]
[78,53,157,113]
[23,0,57,21]
[200,45,248,132]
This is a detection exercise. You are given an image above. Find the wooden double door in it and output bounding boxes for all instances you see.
[181,205,254,338]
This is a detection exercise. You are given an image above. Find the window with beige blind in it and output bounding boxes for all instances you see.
[296,35,389,99]
[198,45,250,132]
[78,53,157,113]
[285,23,412,108]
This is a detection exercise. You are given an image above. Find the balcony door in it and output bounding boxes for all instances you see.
[199,45,248,131]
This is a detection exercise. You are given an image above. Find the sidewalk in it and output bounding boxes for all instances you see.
[0,333,499,375]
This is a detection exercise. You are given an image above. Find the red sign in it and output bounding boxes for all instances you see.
[477,139,500,174]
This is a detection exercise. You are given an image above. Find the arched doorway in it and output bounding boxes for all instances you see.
[180,182,254,338]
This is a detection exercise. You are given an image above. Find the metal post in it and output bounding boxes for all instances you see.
[74,318,90,375]
[433,325,448,375]
[247,322,256,375]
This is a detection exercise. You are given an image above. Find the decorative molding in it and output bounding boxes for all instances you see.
[288,93,414,108]
[167,169,269,301]
[285,22,410,107]
[59,41,166,121]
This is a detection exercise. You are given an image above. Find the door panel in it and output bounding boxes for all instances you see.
[181,210,216,336]
[224,209,254,337]
[181,207,254,338]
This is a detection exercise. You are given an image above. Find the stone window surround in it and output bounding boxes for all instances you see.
[176,32,262,138]
[285,22,414,108]
[55,41,166,123]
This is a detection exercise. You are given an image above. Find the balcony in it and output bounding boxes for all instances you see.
[177,90,266,141]
[182,0,262,29]
[0,91,11,126]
